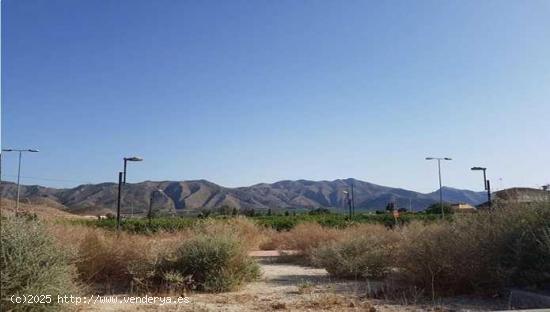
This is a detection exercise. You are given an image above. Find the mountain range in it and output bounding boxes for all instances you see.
[0,178,486,215]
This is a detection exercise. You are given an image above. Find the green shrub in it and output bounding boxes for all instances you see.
[1,217,79,311]
[424,203,453,215]
[69,217,196,233]
[255,215,299,231]
[165,234,260,292]
[72,211,444,233]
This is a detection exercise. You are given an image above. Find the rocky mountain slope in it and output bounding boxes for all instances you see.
[0,178,487,215]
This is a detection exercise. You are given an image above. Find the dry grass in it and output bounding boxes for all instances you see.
[262,223,398,266]
[269,203,548,298]
[311,224,400,279]
[9,201,546,300]
[293,293,376,311]
[296,280,315,294]
[46,217,264,293]
[395,202,550,297]
[194,217,268,251]
[289,202,550,298]
[48,224,176,292]
[260,222,342,261]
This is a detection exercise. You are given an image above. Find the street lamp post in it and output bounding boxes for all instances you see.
[350,181,356,217]
[471,167,491,208]
[343,190,352,218]
[1,149,39,213]
[116,156,142,230]
[425,157,452,218]
[116,172,123,231]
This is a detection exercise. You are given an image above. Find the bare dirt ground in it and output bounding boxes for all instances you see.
[79,253,508,312]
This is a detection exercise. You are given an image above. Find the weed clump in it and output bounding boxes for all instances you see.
[396,202,550,296]
[311,224,399,278]
[165,234,260,292]
[194,217,267,251]
[1,217,80,311]
[261,222,341,262]
[67,228,260,293]
[307,202,550,297]
[51,219,262,294]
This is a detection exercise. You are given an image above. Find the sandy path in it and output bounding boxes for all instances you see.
[78,255,506,311]
[79,258,381,311]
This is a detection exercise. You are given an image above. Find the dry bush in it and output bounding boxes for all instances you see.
[262,222,342,259]
[396,218,504,297]
[396,202,550,297]
[488,202,550,287]
[47,218,264,294]
[263,223,400,267]
[1,217,80,311]
[311,224,400,279]
[194,217,267,251]
[258,227,280,250]
[395,221,456,298]
[76,229,156,288]
[48,223,182,292]
[309,203,549,297]
[164,233,260,292]
[264,223,398,266]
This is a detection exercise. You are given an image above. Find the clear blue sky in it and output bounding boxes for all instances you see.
[2,0,549,192]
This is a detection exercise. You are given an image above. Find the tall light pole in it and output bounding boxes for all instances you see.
[471,167,491,208]
[343,190,352,218]
[116,156,142,230]
[350,181,356,217]
[116,172,123,231]
[2,149,39,213]
[426,157,452,218]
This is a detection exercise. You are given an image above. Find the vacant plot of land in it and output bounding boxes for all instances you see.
[79,256,507,312]
[3,202,547,311]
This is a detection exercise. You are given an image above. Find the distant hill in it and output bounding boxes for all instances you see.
[0,178,487,215]
[0,198,86,220]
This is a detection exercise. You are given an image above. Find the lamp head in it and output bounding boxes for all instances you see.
[471,167,486,171]
[125,156,143,162]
